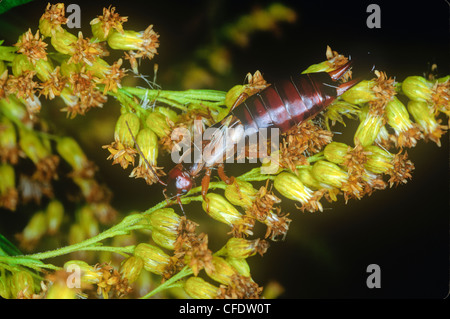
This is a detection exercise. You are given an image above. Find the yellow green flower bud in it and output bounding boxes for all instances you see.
[221,237,267,259]
[341,80,377,105]
[0,273,10,299]
[205,256,238,285]
[312,160,348,189]
[0,97,29,123]
[324,142,350,165]
[407,100,439,135]
[39,3,66,37]
[202,193,243,228]
[51,30,77,55]
[226,257,251,277]
[274,172,314,204]
[11,54,33,77]
[224,179,257,209]
[77,205,99,238]
[296,166,322,190]
[363,145,394,174]
[107,29,144,51]
[18,129,50,164]
[145,111,171,138]
[85,58,110,79]
[120,256,144,284]
[225,84,245,109]
[21,211,47,246]
[154,106,178,123]
[385,97,414,133]
[151,230,177,250]
[0,60,6,75]
[46,200,64,235]
[35,59,54,81]
[45,278,77,299]
[134,243,170,276]
[402,76,433,102]
[91,21,109,42]
[354,111,384,147]
[115,112,140,147]
[56,137,89,171]
[69,226,88,254]
[64,260,102,284]
[302,60,333,74]
[148,208,181,237]
[9,271,35,299]
[0,164,15,195]
[60,59,81,77]
[184,276,219,299]
[136,128,158,166]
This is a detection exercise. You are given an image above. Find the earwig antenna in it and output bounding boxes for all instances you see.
[125,121,167,187]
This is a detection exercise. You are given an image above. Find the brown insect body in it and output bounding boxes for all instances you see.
[161,61,359,212]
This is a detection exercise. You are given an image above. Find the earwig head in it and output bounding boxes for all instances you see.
[165,164,194,198]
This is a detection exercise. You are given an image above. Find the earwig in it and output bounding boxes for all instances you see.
[135,60,364,213]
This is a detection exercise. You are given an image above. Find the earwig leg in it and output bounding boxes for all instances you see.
[201,168,212,211]
[176,196,186,216]
[218,163,234,185]
[230,92,249,112]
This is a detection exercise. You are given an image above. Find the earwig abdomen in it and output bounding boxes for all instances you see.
[231,72,340,135]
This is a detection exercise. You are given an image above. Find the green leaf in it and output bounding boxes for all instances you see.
[0,0,34,15]
[0,233,22,256]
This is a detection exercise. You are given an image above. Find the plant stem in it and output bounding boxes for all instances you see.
[140,265,193,299]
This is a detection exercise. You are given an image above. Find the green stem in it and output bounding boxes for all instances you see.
[140,265,193,299]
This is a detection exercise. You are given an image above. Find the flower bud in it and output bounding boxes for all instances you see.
[341,80,377,105]
[85,58,110,79]
[0,97,29,123]
[223,237,268,259]
[56,137,89,171]
[385,97,414,133]
[77,205,99,238]
[115,112,141,147]
[146,111,171,138]
[402,76,433,102]
[0,60,6,75]
[202,193,243,227]
[324,142,350,165]
[9,271,35,299]
[68,224,86,246]
[51,30,77,55]
[35,59,54,82]
[91,22,109,42]
[18,129,50,164]
[134,243,170,276]
[11,54,33,77]
[296,166,322,190]
[363,145,394,174]
[154,106,178,123]
[60,59,81,77]
[205,256,238,285]
[0,164,15,195]
[39,3,66,37]
[148,208,181,237]
[226,257,251,277]
[184,276,219,299]
[136,128,158,165]
[225,85,245,109]
[64,260,102,284]
[0,273,10,299]
[107,29,144,51]
[120,256,144,284]
[312,160,348,189]
[21,211,47,247]
[151,230,177,250]
[407,100,445,145]
[354,111,384,147]
[46,200,64,235]
[224,179,257,210]
[45,278,77,299]
[274,172,314,204]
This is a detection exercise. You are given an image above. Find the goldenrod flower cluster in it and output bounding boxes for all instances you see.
[0,3,448,300]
